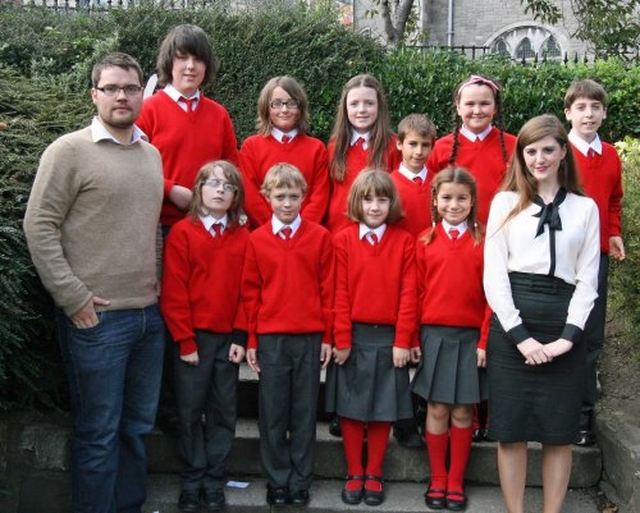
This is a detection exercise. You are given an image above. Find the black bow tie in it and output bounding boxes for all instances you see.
[532,189,566,238]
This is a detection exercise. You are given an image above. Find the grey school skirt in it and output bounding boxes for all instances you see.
[411,325,485,405]
[325,323,413,422]
[487,272,586,445]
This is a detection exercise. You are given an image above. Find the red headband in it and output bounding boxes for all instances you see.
[458,75,500,94]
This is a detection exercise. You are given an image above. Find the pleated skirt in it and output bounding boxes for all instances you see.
[325,323,413,422]
[487,272,586,444]
[411,325,485,405]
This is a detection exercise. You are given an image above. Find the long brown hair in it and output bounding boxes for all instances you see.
[255,76,310,136]
[189,161,245,227]
[329,74,392,182]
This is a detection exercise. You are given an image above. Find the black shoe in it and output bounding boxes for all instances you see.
[266,485,289,507]
[574,429,596,446]
[288,489,310,506]
[363,475,384,506]
[424,485,446,510]
[393,423,425,448]
[329,415,342,437]
[203,489,225,511]
[481,428,494,442]
[178,490,201,513]
[445,490,467,511]
[472,428,484,443]
[341,475,365,505]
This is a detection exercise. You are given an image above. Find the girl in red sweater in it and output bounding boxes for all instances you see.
[412,167,489,511]
[160,160,248,512]
[328,169,419,507]
[239,76,329,229]
[325,74,401,233]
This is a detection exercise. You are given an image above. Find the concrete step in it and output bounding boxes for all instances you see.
[143,474,601,513]
[146,419,602,488]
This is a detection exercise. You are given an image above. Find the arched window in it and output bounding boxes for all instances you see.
[492,39,510,56]
[516,38,535,60]
[542,36,561,58]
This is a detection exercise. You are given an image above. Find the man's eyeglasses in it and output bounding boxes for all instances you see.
[269,100,300,110]
[203,179,237,193]
[95,85,143,97]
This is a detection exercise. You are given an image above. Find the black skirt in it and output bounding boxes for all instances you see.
[487,272,586,444]
[325,323,413,422]
[412,325,485,405]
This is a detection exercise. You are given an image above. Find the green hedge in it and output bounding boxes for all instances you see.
[1,2,639,409]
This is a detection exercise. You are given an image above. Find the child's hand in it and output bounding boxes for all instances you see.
[393,347,410,368]
[410,347,422,364]
[320,343,332,369]
[476,348,487,368]
[228,344,245,364]
[246,348,260,374]
[180,351,199,366]
[610,236,626,261]
[168,184,193,211]
[332,347,351,366]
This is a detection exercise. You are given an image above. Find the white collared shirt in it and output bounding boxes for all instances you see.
[272,127,299,143]
[91,117,147,145]
[200,213,228,234]
[164,84,201,112]
[272,214,302,238]
[442,219,468,239]
[568,130,602,157]
[359,222,386,244]
[350,131,371,150]
[460,124,493,143]
[398,163,428,183]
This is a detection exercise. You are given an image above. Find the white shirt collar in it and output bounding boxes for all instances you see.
[398,163,427,182]
[460,124,493,142]
[359,222,386,242]
[568,130,602,157]
[200,213,228,232]
[91,117,147,145]
[164,84,200,108]
[272,127,299,143]
[442,219,468,238]
[272,214,302,236]
[350,131,370,149]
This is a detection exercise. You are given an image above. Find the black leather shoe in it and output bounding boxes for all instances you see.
[329,415,342,437]
[266,485,289,507]
[446,490,468,511]
[203,489,225,511]
[574,429,596,446]
[472,428,484,443]
[178,490,200,513]
[288,489,310,506]
[424,486,446,510]
[341,475,364,505]
[393,422,425,448]
[363,475,384,506]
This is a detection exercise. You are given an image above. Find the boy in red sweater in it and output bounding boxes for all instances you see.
[564,79,625,446]
[242,163,334,507]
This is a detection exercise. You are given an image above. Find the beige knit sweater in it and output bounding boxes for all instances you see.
[24,126,164,316]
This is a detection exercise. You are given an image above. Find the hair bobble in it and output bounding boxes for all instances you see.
[458,75,500,94]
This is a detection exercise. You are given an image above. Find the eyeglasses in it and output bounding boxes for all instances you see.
[269,100,300,110]
[95,85,143,97]
[203,179,237,193]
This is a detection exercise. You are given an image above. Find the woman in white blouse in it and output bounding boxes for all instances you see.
[483,114,600,513]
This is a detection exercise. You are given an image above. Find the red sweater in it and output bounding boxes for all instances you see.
[572,142,623,253]
[416,223,489,349]
[333,224,418,350]
[137,91,239,226]
[427,127,516,225]
[391,169,433,237]
[325,137,402,233]
[242,220,334,349]
[239,134,330,228]
[160,218,249,356]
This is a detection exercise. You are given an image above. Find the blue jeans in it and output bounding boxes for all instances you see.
[56,305,164,513]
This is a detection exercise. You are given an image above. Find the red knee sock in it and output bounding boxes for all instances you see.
[447,425,473,493]
[426,430,449,491]
[341,417,365,490]
[364,421,390,491]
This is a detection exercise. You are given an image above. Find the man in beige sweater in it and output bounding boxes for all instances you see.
[24,53,164,513]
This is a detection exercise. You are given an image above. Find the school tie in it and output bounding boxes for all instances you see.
[282,134,291,144]
[281,227,293,240]
[413,176,423,185]
[354,137,365,149]
[210,223,223,237]
[449,228,460,240]
[587,147,596,158]
[180,96,194,113]
[368,232,378,245]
